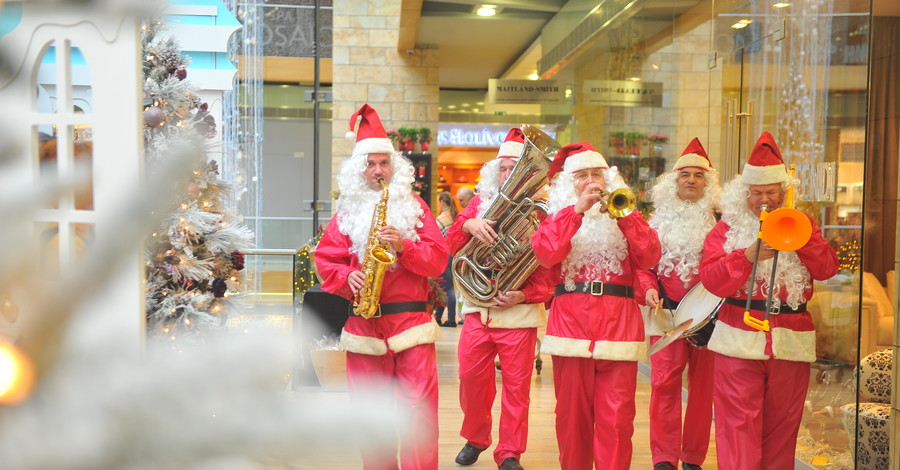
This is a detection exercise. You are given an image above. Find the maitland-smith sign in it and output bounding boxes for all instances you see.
[584,80,663,107]
[488,79,567,104]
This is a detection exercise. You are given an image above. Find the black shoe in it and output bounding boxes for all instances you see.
[441,321,457,327]
[682,464,702,470]
[455,443,486,466]
[653,463,676,470]
[499,457,524,470]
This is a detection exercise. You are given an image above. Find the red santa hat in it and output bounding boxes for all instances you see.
[741,131,789,185]
[673,137,713,172]
[346,103,395,156]
[496,128,526,159]
[548,141,608,179]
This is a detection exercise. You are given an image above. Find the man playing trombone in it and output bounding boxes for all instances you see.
[698,132,837,470]
[445,128,553,470]
[315,104,447,470]
[636,138,721,470]
[533,142,660,470]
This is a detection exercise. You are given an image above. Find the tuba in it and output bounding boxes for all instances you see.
[452,125,561,307]
[353,177,396,319]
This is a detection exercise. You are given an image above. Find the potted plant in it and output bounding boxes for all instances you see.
[647,133,669,157]
[418,127,432,152]
[608,131,625,155]
[386,129,400,150]
[624,132,646,155]
[398,127,417,152]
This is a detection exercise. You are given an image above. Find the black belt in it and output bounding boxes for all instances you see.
[555,282,634,298]
[350,301,428,317]
[725,297,807,314]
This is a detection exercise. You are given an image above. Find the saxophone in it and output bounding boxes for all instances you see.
[353,177,396,319]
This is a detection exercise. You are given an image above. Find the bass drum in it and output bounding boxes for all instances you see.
[672,283,724,349]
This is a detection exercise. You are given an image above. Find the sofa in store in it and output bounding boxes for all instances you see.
[840,348,893,470]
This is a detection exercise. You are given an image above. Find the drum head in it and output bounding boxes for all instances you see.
[673,283,724,334]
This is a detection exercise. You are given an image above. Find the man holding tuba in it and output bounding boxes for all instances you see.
[315,104,447,470]
[444,128,553,470]
[698,132,837,470]
[532,142,660,470]
[635,138,721,470]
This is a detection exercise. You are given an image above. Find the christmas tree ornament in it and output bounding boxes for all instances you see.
[143,106,165,127]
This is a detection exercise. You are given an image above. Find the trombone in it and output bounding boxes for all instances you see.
[743,164,812,332]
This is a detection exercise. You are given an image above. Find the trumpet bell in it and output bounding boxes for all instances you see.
[760,207,812,252]
[606,188,636,218]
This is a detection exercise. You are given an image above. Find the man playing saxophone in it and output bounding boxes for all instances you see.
[445,128,553,470]
[315,104,448,470]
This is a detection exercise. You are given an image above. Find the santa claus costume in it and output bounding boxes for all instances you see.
[444,128,553,470]
[635,138,721,470]
[698,132,838,470]
[315,104,447,470]
[532,142,661,470]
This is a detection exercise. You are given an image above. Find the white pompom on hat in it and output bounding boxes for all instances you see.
[548,141,609,179]
[347,104,395,156]
[741,131,789,185]
[496,128,526,159]
[673,137,713,172]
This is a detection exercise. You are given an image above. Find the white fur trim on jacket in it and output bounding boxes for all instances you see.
[592,340,647,361]
[707,321,769,360]
[459,301,546,329]
[386,321,441,353]
[540,335,593,358]
[341,329,388,356]
[740,164,788,185]
[771,327,817,363]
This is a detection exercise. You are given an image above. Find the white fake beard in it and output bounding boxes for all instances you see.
[649,174,720,287]
[475,159,501,218]
[335,153,423,263]
[720,179,811,308]
[561,204,627,289]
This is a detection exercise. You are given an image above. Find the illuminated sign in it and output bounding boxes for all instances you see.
[437,124,557,148]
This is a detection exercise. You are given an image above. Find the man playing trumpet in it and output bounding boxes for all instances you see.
[315,104,447,470]
[636,138,721,470]
[533,142,660,470]
[698,132,837,470]
[445,128,553,470]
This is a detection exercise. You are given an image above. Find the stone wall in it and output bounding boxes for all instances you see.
[331,0,439,201]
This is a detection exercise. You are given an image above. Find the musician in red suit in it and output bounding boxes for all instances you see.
[532,142,661,470]
[635,138,722,470]
[315,104,447,470]
[698,132,838,470]
[444,128,553,470]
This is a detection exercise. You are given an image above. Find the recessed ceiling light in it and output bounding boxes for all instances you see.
[628,77,641,81]
[476,101,485,106]
[773,2,790,8]
[447,105,457,110]
[461,103,470,107]
[528,73,539,80]
[473,4,500,17]
[732,19,752,29]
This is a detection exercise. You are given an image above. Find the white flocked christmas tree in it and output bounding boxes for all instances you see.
[141,19,253,341]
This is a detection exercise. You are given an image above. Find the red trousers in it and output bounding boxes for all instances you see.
[713,353,810,470]
[649,336,714,466]
[457,314,538,466]
[552,356,637,470]
[346,344,439,470]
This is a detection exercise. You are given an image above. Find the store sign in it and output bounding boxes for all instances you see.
[583,80,663,107]
[487,79,567,104]
[437,123,557,148]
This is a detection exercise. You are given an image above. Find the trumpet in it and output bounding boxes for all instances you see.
[591,187,636,218]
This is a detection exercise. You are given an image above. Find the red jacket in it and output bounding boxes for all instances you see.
[533,206,660,361]
[315,194,448,355]
[698,215,838,362]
